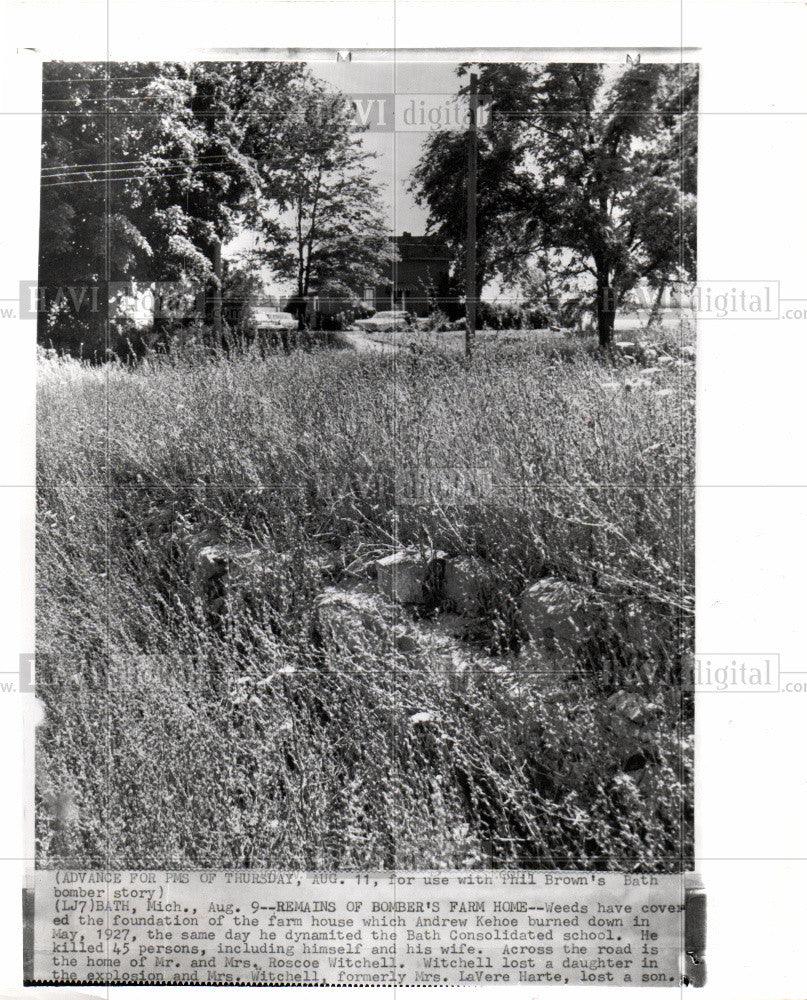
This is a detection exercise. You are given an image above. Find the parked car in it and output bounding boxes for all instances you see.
[252,306,298,333]
[354,310,412,333]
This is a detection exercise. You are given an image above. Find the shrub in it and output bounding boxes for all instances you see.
[478,301,553,330]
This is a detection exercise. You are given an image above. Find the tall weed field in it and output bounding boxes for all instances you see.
[37,342,694,871]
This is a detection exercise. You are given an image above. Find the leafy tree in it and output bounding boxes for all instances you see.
[515,251,593,329]
[38,63,163,352]
[408,64,538,300]
[221,261,267,334]
[410,63,698,346]
[506,62,698,345]
[38,61,306,355]
[639,65,698,323]
[245,77,393,330]
[151,63,307,295]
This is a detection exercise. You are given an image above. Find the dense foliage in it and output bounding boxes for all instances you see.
[39,62,392,355]
[411,63,698,345]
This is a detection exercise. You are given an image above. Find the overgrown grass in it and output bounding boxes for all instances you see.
[37,339,694,871]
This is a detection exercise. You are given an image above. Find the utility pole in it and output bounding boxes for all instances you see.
[212,237,223,341]
[465,71,478,359]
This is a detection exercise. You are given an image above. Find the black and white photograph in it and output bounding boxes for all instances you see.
[35,53,696,876]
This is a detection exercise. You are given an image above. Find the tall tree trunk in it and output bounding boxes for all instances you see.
[595,266,616,348]
[647,279,667,329]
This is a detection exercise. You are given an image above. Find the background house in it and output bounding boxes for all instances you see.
[300,232,454,325]
[365,232,453,316]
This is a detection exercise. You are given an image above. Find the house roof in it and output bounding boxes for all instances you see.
[393,232,451,262]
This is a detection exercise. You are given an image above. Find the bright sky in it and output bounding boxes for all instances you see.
[312,58,469,236]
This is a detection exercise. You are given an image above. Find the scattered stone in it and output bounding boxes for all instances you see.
[443,557,493,615]
[314,586,390,655]
[313,581,424,659]
[394,630,421,654]
[186,540,301,616]
[409,711,435,726]
[613,340,664,366]
[624,378,653,392]
[614,340,643,360]
[182,528,221,577]
[375,548,446,604]
[192,545,228,596]
[607,690,663,728]
[520,578,589,653]
[681,344,696,360]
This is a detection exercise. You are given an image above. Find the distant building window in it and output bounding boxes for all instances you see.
[363,286,375,307]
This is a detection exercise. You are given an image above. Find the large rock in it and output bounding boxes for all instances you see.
[614,340,642,358]
[314,584,423,660]
[520,578,589,653]
[187,540,296,615]
[314,586,390,655]
[606,691,665,767]
[613,340,653,365]
[443,557,493,615]
[375,548,446,604]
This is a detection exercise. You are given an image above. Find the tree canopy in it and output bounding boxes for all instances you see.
[38,61,390,354]
[243,77,393,326]
[410,62,698,345]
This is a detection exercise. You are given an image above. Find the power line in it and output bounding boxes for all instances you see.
[41,154,231,176]
[41,71,265,84]
[43,95,182,103]
[42,74,175,84]
[41,167,231,184]
[40,166,245,189]
[40,146,349,185]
